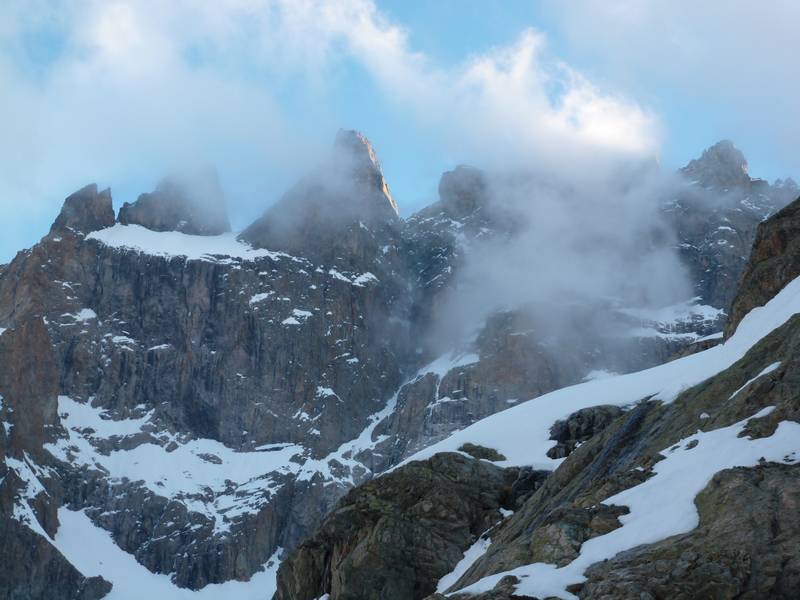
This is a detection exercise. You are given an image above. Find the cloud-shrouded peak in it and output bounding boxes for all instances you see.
[437,166,490,219]
[334,129,380,171]
[680,140,750,189]
[239,129,400,263]
[332,129,398,215]
[118,167,231,236]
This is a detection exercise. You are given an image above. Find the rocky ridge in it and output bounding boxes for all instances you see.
[0,134,797,598]
[666,139,798,313]
[275,195,800,600]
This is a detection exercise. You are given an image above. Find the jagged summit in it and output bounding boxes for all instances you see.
[333,129,382,176]
[680,139,751,189]
[118,168,230,236]
[329,128,398,215]
[668,140,799,311]
[438,165,489,217]
[50,183,115,236]
[239,130,401,262]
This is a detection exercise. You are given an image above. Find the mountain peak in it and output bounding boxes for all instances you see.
[331,129,398,215]
[334,129,380,167]
[118,167,231,236]
[239,129,401,260]
[50,183,115,236]
[438,165,489,217]
[681,139,751,189]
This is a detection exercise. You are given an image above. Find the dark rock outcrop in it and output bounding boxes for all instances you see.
[546,405,624,459]
[50,184,115,236]
[274,453,519,600]
[680,139,752,189]
[727,195,800,335]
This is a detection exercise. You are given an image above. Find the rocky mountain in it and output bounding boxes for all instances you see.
[0,132,798,599]
[118,169,231,236]
[275,194,800,600]
[666,140,798,313]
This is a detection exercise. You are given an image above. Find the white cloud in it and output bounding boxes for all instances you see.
[0,0,659,260]
[541,0,800,175]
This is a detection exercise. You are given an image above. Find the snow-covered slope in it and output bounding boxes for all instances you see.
[54,509,282,599]
[401,275,800,470]
[456,408,800,599]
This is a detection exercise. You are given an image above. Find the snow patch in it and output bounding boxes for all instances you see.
[421,352,480,378]
[249,292,274,305]
[437,535,492,593]
[74,308,97,322]
[316,387,338,399]
[352,272,379,286]
[45,396,304,533]
[619,298,724,327]
[282,308,313,326]
[54,508,283,599]
[88,224,297,264]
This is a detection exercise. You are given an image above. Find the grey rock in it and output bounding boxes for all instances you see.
[666,140,797,312]
[118,169,231,235]
[274,453,519,600]
[50,184,115,236]
[726,195,800,336]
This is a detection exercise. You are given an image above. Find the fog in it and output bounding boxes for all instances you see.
[1,0,794,366]
[429,161,693,355]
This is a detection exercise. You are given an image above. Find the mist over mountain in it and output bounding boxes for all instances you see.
[1,125,799,599]
[2,3,800,600]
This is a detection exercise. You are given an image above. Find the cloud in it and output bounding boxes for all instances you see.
[323,10,660,172]
[540,0,800,176]
[0,0,660,263]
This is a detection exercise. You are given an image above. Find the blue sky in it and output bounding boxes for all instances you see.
[1,1,798,262]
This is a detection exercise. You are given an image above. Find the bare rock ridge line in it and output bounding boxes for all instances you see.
[0,130,798,599]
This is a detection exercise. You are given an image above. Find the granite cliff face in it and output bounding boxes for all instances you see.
[1,133,798,599]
